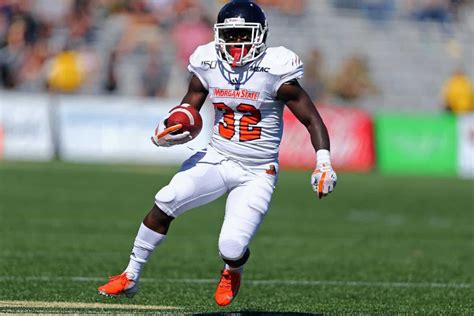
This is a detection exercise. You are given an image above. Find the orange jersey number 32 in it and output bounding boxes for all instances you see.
[214,102,262,142]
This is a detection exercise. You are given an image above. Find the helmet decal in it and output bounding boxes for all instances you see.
[224,17,246,24]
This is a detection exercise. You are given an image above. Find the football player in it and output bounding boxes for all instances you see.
[98,0,337,307]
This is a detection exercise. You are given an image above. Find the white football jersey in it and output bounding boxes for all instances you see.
[188,41,304,165]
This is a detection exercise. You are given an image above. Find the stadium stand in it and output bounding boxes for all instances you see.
[0,0,473,112]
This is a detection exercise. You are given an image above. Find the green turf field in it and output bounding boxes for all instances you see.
[0,161,472,314]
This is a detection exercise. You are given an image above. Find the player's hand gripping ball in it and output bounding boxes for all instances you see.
[151,104,202,147]
[166,104,203,139]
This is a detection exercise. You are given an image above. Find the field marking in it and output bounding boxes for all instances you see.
[0,276,470,289]
[0,300,178,310]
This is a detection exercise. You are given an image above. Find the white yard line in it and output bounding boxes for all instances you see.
[0,276,470,289]
[0,300,178,310]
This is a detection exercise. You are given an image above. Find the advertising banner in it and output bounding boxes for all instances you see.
[375,114,457,175]
[0,93,54,161]
[279,106,375,171]
[0,107,3,159]
[58,95,213,164]
[457,113,474,178]
[0,126,3,159]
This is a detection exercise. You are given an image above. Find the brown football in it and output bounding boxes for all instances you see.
[166,104,203,138]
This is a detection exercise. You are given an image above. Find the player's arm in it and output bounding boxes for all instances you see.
[277,80,329,151]
[277,80,337,199]
[152,75,208,147]
[181,75,209,111]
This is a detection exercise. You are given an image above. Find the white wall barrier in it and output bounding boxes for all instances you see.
[57,95,213,164]
[0,93,54,161]
[458,113,474,178]
[1,92,473,178]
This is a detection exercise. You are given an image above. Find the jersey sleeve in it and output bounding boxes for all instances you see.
[270,47,304,96]
[187,43,213,91]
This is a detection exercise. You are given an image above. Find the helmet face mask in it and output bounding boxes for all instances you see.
[214,2,268,68]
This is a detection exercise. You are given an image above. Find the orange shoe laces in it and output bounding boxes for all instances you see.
[218,270,239,290]
[108,273,130,286]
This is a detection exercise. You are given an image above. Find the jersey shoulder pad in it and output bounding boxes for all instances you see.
[188,41,215,91]
[265,46,304,77]
[264,46,304,96]
[189,41,217,71]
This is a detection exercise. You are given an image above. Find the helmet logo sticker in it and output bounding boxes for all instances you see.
[224,17,246,24]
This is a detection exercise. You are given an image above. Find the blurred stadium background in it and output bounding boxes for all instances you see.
[0,0,473,174]
[0,0,473,314]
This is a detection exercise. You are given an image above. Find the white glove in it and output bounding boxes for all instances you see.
[311,149,337,199]
[151,117,192,147]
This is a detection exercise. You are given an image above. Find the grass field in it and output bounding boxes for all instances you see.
[0,161,472,314]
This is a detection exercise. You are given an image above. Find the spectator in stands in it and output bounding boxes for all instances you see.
[167,3,212,96]
[43,0,99,94]
[107,0,163,95]
[441,68,474,114]
[1,0,41,45]
[256,0,306,15]
[145,0,175,28]
[0,12,7,44]
[17,40,49,91]
[66,0,97,47]
[0,18,28,88]
[171,4,213,68]
[360,0,395,23]
[105,1,159,56]
[330,54,378,103]
[407,0,454,25]
[141,42,168,97]
[449,0,472,21]
[333,0,395,25]
[303,48,330,103]
[333,0,362,10]
[30,0,73,27]
[46,47,84,93]
[103,49,118,93]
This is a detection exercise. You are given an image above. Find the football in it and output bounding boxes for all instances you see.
[166,104,203,139]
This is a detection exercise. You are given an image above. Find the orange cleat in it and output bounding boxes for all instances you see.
[215,269,241,306]
[97,272,138,298]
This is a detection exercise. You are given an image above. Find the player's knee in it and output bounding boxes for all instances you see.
[151,205,174,222]
[218,238,247,261]
[155,185,176,205]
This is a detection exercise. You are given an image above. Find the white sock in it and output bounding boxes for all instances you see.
[225,264,244,273]
[125,223,166,280]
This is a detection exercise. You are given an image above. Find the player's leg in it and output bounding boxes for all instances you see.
[143,204,174,234]
[215,172,276,306]
[98,152,228,297]
[124,157,229,280]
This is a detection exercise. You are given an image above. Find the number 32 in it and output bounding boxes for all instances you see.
[214,103,262,141]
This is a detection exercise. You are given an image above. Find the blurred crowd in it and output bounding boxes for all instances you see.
[333,0,473,24]
[0,0,314,97]
[0,0,473,112]
[305,48,473,113]
[0,0,216,96]
[303,49,379,105]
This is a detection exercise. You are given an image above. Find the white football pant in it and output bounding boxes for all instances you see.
[155,146,278,261]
